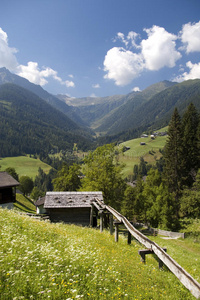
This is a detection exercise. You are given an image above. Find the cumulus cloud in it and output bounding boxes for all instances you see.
[173,61,200,82]
[0,27,75,88]
[16,62,75,87]
[0,28,18,70]
[141,25,181,70]
[113,31,140,49]
[92,83,100,88]
[104,25,183,86]
[180,21,200,53]
[132,86,141,92]
[104,47,144,86]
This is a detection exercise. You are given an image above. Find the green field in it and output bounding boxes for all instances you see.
[14,194,36,213]
[0,208,198,299]
[118,135,167,177]
[0,156,52,179]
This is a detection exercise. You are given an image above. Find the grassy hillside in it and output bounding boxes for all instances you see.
[118,134,167,177]
[0,156,52,179]
[0,208,198,299]
[14,194,36,213]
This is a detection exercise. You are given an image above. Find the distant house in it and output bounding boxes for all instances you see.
[35,197,46,214]
[0,172,20,209]
[44,191,104,226]
[140,142,146,145]
[141,134,148,138]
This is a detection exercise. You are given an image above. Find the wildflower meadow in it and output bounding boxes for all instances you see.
[0,208,197,299]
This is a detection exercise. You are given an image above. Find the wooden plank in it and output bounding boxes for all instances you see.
[105,204,200,299]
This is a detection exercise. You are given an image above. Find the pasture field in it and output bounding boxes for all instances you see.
[0,208,198,300]
[0,156,52,179]
[118,135,167,177]
[14,194,36,213]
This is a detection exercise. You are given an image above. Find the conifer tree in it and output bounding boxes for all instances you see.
[163,108,183,214]
[181,103,199,186]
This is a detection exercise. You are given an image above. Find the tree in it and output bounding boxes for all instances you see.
[163,108,183,215]
[80,144,126,210]
[19,176,34,196]
[181,103,199,186]
[121,185,136,220]
[53,163,81,191]
[30,187,45,201]
[180,169,200,218]
[5,167,19,181]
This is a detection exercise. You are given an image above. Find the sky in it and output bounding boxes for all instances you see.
[1,0,200,98]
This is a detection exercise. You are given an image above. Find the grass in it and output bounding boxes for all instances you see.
[0,208,198,299]
[0,156,52,179]
[118,135,167,177]
[14,194,36,214]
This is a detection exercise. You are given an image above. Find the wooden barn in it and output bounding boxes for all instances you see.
[44,191,103,226]
[0,172,20,209]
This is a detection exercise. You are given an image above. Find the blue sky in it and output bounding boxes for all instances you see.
[1,0,200,98]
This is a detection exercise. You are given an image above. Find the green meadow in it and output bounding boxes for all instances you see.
[14,194,36,214]
[118,135,167,177]
[0,156,52,179]
[0,208,198,300]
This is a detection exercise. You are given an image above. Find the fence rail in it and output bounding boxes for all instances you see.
[92,198,200,299]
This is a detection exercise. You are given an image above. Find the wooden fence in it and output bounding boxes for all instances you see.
[91,198,200,299]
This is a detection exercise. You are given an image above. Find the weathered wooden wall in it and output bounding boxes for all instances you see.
[47,207,91,226]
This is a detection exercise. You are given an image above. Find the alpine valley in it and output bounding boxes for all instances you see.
[0,67,200,157]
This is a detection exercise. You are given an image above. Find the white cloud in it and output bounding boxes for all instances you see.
[0,28,18,70]
[113,31,140,49]
[16,62,75,87]
[104,25,182,86]
[103,47,144,86]
[90,93,97,97]
[68,74,74,78]
[141,25,181,70]
[180,21,200,53]
[173,61,200,82]
[0,27,75,89]
[132,86,141,92]
[92,83,100,88]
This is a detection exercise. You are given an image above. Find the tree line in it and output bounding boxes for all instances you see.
[3,103,200,230]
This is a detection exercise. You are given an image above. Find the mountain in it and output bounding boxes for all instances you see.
[0,67,86,127]
[98,79,200,137]
[57,81,175,130]
[0,83,93,157]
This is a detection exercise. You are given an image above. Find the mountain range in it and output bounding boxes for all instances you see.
[0,67,200,156]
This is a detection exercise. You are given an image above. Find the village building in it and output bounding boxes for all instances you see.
[0,172,20,209]
[35,196,46,214]
[44,191,103,226]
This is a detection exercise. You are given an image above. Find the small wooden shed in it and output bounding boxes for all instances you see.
[0,172,20,209]
[44,191,103,226]
[35,197,46,214]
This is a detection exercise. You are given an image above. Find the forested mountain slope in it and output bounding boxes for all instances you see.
[95,81,176,134]
[0,83,93,157]
[97,79,200,135]
[0,67,86,127]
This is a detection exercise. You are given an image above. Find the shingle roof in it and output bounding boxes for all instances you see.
[44,191,103,208]
[0,172,20,188]
[35,197,45,207]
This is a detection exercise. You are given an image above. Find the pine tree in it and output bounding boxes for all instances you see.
[163,108,183,215]
[182,103,199,186]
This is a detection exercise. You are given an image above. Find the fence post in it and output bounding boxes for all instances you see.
[99,211,104,232]
[90,204,94,227]
[109,214,113,235]
[128,231,131,244]
[114,222,119,242]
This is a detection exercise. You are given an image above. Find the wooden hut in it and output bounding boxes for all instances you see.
[0,172,20,209]
[44,191,103,226]
[35,197,46,214]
